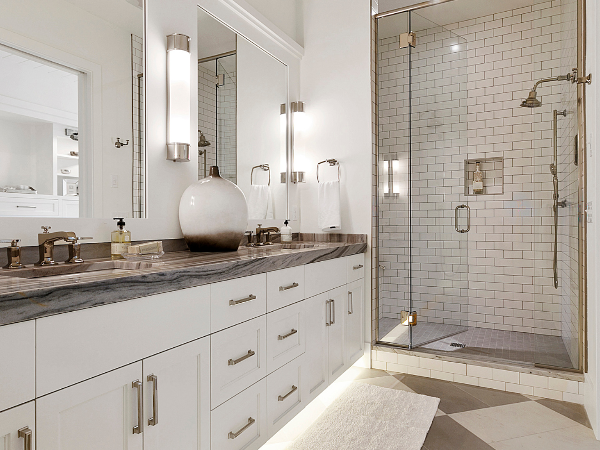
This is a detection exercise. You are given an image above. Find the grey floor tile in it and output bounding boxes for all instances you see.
[422,415,495,450]
[454,383,530,408]
[396,374,489,414]
[536,398,592,429]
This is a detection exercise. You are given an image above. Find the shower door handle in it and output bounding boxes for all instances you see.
[455,204,470,233]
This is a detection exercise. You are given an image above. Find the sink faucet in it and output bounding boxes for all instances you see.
[255,224,280,246]
[36,227,92,266]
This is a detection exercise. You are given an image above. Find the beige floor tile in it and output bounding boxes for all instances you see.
[490,425,600,450]
[450,401,580,443]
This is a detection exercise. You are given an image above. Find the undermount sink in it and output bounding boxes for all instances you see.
[0,259,154,279]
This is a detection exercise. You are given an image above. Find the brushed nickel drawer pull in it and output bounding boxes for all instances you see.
[18,427,32,450]
[147,374,158,426]
[278,385,298,401]
[348,291,354,314]
[132,380,143,434]
[279,282,299,291]
[16,205,37,209]
[331,299,336,325]
[228,350,255,366]
[229,294,256,306]
[326,300,332,326]
[228,417,255,439]
[353,264,364,270]
[278,328,298,340]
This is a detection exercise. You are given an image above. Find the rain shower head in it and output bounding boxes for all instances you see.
[521,90,542,108]
[198,130,211,147]
[519,73,572,108]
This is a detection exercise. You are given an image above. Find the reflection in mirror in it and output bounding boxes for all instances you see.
[197,7,288,221]
[0,0,145,218]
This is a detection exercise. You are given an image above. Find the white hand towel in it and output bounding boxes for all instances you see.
[248,185,274,220]
[318,180,341,232]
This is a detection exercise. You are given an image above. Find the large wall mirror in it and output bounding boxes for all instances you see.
[0,0,145,219]
[197,7,288,221]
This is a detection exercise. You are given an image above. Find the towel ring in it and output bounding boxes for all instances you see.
[251,164,271,186]
[317,159,340,183]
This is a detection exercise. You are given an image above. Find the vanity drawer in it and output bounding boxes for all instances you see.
[266,266,305,312]
[266,356,304,436]
[211,274,267,333]
[211,378,268,450]
[211,316,267,409]
[36,285,211,397]
[305,257,347,298]
[0,197,59,216]
[266,301,305,374]
[0,321,35,412]
[347,253,365,283]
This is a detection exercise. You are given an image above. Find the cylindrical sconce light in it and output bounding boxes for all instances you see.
[382,160,389,194]
[166,33,191,162]
[289,101,306,183]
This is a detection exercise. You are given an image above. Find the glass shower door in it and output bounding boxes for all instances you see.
[377,11,470,349]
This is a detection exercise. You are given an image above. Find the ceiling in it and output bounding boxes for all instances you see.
[62,0,143,36]
[378,0,541,35]
[197,8,237,61]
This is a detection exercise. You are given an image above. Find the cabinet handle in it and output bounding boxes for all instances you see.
[132,380,143,434]
[228,349,255,366]
[229,294,256,306]
[16,205,37,209]
[279,282,299,291]
[278,385,298,401]
[325,300,331,326]
[353,264,364,270]
[228,417,255,439]
[331,299,335,325]
[348,291,353,314]
[147,374,158,426]
[278,328,298,340]
[18,427,32,450]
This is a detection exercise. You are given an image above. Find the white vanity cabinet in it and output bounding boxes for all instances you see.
[0,402,35,450]
[0,251,366,450]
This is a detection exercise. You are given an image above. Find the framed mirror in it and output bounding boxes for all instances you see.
[0,0,145,219]
[197,7,288,221]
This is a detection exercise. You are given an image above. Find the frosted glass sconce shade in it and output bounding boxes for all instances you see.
[166,34,191,162]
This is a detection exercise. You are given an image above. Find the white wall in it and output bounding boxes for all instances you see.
[299,0,373,354]
[244,0,303,46]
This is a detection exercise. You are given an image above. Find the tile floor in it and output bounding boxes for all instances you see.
[263,367,598,449]
[379,318,575,369]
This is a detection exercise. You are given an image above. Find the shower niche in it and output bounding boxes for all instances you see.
[464,157,504,196]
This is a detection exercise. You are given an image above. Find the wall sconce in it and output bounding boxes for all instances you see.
[381,160,389,194]
[280,101,306,183]
[166,33,191,162]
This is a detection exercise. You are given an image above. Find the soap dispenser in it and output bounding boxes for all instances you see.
[281,220,293,243]
[111,217,131,259]
[473,162,484,194]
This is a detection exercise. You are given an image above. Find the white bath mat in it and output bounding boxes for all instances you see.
[288,382,439,450]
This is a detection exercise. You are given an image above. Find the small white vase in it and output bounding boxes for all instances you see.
[179,166,248,251]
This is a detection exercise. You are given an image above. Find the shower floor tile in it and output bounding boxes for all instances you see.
[379,319,575,369]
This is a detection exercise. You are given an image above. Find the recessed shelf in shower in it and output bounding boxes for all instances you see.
[464,157,504,196]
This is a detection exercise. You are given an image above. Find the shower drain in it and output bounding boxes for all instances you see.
[450,342,466,348]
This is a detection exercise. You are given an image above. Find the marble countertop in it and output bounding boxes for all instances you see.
[0,241,367,326]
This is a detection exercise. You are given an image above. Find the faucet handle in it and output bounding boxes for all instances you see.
[41,226,51,233]
[0,239,20,246]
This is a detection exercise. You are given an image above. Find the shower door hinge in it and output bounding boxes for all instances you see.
[215,74,225,86]
[571,68,592,85]
[401,311,417,326]
[399,32,416,49]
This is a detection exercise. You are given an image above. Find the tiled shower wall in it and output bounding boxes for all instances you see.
[197,60,237,183]
[131,34,145,218]
[557,0,578,366]
[377,0,579,340]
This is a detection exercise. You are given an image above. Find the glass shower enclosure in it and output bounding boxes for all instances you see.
[375,1,583,372]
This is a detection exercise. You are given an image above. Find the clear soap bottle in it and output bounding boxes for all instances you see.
[111,217,131,259]
[473,162,484,194]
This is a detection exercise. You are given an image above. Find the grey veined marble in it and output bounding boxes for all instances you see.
[0,242,366,326]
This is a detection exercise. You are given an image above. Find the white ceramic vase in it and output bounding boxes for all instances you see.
[179,166,248,251]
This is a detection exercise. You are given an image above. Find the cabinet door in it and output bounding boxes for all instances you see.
[0,321,35,412]
[37,363,143,450]
[346,279,365,366]
[327,286,347,382]
[266,301,306,374]
[0,402,35,450]
[143,338,210,450]
[303,293,329,402]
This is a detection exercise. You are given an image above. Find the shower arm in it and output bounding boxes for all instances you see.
[531,74,572,92]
